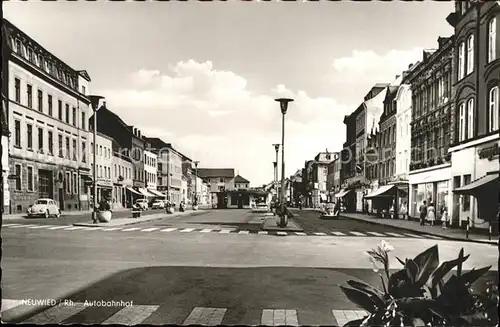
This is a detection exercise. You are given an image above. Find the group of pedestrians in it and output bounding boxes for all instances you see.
[419,200,449,228]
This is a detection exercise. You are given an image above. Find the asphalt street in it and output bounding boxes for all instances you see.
[2,209,498,325]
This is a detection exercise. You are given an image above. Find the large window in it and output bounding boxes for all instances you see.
[38,127,43,151]
[48,95,53,116]
[72,107,77,127]
[58,100,63,120]
[467,98,474,139]
[14,120,21,147]
[65,104,70,124]
[27,166,34,192]
[66,172,71,194]
[488,17,497,63]
[81,112,86,131]
[466,35,474,75]
[82,141,87,162]
[65,137,70,159]
[27,123,33,149]
[489,86,499,132]
[458,42,465,80]
[462,175,471,211]
[15,164,22,191]
[48,131,53,155]
[37,90,43,112]
[72,139,77,161]
[458,103,466,142]
[58,134,63,157]
[14,78,21,102]
[27,84,33,108]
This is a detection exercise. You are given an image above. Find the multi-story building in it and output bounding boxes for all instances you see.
[197,168,235,193]
[234,175,250,189]
[111,140,133,209]
[91,131,113,205]
[93,105,147,203]
[4,19,92,213]
[181,155,193,203]
[143,148,157,190]
[341,84,388,212]
[303,160,315,207]
[1,87,9,214]
[326,155,341,203]
[310,151,336,207]
[193,175,210,205]
[289,169,303,206]
[406,37,454,220]
[446,2,499,230]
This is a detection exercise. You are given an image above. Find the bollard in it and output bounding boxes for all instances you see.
[489,224,492,241]
[466,217,470,239]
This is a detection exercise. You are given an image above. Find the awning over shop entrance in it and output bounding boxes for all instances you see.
[126,187,142,195]
[365,185,396,199]
[139,188,157,197]
[453,173,499,195]
[148,189,165,197]
[335,189,351,198]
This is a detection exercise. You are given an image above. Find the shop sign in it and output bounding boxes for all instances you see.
[97,179,113,187]
[478,143,499,160]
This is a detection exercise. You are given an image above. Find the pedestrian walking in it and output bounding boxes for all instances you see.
[400,201,408,220]
[419,201,427,226]
[427,202,436,226]
[441,206,449,229]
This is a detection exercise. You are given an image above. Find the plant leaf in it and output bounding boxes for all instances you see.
[405,259,419,283]
[412,245,439,285]
[396,256,406,266]
[412,318,426,327]
[427,253,470,297]
[339,286,379,314]
[460,266,492,285]
[346,280,386,303]
[342,317,365,327]
[456,248,464,277]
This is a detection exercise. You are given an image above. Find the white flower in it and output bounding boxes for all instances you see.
[379,240,394,253]
[364,251,382,272]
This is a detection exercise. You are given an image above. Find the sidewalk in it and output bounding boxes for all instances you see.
[340,212,498,245]
[1,207,131,220]
[73,209,207,227]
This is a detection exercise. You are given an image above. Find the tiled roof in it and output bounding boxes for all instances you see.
[234,175,250,183]
[197,168,235,178]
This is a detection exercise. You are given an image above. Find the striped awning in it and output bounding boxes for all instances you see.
[126,187,141,195]
[138,188,156,197]
[335,189,351,198]
[148,189,165,197]
[453,173,498,195]
[365,185,396,199]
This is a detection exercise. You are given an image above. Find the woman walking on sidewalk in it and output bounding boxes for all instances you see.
[441,206,449,229]
[427,202,436,226]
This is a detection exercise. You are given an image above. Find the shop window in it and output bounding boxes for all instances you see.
[489,86,499,132]
[66,172,71,194]
[15,164,22,191]
[462,175,471,211]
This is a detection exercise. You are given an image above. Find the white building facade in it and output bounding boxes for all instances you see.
[112,148,133,209]
[5,19,93,213]
[144,149,157,190]
[395,84,412,180]
[91,132,113,204]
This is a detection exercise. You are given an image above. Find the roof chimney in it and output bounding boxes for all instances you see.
[133,128,137,136]
[138,130,141,138]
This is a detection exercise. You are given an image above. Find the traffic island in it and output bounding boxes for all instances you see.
[261,217,304,232]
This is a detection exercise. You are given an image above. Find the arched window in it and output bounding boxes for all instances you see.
[488,17,497,63]
[466,35,474,74]
[489,86,499,132]
[458,42,465,80]
[459,103,466,142]
[467,98,474,139]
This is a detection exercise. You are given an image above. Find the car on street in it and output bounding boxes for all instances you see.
[151,200,165,209]
[135,199,149,210]
[27,199,61,218]
[252,202,270,213]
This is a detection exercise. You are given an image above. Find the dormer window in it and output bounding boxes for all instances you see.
[27,48,34,62]
[44,59,49,72]
[15,39,21,54]
[21,44,28,58]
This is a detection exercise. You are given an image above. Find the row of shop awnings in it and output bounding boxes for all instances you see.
[335,189,351,198]
[365,185,396,199]
[125,187,166,197]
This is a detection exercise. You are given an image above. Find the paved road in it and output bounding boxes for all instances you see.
[2,209,498,325]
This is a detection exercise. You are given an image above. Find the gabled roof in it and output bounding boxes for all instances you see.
[234,175,250,183]
[77,70,91,82]
[197,168,235,179]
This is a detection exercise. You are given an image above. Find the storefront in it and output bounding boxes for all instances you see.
[408,163,452,220]
[449,136,500,229]
[365,185,397,216]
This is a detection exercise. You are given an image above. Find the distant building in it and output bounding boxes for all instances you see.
[310,151,336,207]
[111,141,133,209]
[197,168,235,193]
[90,132,113,207]
[326,156,341,203]
[233,174,249,189]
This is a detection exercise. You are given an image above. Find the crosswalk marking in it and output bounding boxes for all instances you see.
[366,231,384,236]
[200,229,213,233]
[331,231,346,236]
[2,223,21,227]
[180,228,195,233]
[424,234,443,239]
[276,231,288,236]
[102,228,122,231]
[28,225,52,229]
[258,231,268,235]
[295,232,307,236]
[63,226,87,231]
[285,309,299,326]
[122,227,141,232]
[182,307,227,326]
[238,230,250,234]
[85,227,104,231]
[403,233,422,238]
[385,232,404,237]
[47,225,69,230]
[314,232,327,236]
[1,299,23,313]
[332,309,367,327]
[220,229,233,234]
[160,228,177,232]
[141,228,160,232]
[9,224,34,228]
[261,309,298,326]
[349,231,366,236]
[23,302,87,324]
[103,305,159,325]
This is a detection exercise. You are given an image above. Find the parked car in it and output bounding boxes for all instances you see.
[27,199,61,218]
[151,200,165,209]
[135,199,149,210]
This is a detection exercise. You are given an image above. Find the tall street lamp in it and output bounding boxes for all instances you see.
[89,95,105,224]
[272,144,280,201]
[192,160,199,210]
[275,98,293,228]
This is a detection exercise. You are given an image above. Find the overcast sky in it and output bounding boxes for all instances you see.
[5,1,454,186]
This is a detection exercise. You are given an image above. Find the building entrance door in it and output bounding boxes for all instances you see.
[38,169,53,199]
[237,193,243,209]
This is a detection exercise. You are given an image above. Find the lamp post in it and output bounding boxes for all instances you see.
[89,95,105,224]
[275,98,293,227]
[272,144,280,202]
[192,160,199,210]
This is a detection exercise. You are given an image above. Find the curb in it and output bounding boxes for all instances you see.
[342,215,498,246]
[260,216,304,232]
[72,210,207,227]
